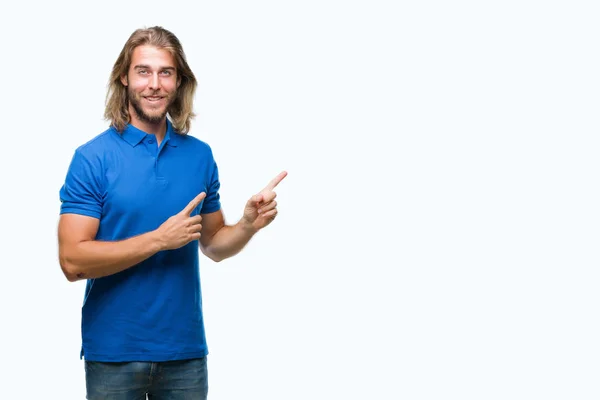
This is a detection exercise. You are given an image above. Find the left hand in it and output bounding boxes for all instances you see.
[242,171,287,232]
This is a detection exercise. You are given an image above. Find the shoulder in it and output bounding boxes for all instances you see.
[67,127,120,175]
[73,127,116,160]
[174,133,216,157]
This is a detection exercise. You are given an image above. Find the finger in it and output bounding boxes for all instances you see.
[188,215,203,224]
[263,171,287,191]
[258,200,277,214]
[181,192,206,215]
[247,193,263,208]
[190,232,201,241]
[189,224,202,233]
[259,191,277,203]
[261,209,278,219]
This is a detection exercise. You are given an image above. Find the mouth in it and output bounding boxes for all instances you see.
[144,96,164,102]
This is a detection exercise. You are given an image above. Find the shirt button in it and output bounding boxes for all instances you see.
[148,139,155,144]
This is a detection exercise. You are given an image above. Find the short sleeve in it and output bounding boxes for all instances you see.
[201,161,221,214]
[59,149,104,219]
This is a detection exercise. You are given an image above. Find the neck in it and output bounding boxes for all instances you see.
[128,107,167,144]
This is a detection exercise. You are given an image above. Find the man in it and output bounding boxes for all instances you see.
[58,26,286,399]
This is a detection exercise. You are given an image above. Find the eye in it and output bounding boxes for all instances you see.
[138,69,148,75]
[161,70,172,76]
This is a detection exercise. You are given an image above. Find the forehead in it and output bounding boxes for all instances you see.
[130,45,176,69]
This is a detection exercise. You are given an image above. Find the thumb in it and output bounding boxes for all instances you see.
[247,193,263,208]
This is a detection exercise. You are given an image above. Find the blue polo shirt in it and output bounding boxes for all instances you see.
[59,120,221,362]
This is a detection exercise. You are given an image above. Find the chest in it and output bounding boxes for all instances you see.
[101,145,211,222]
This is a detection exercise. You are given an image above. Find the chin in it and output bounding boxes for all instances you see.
[144,109,167,119]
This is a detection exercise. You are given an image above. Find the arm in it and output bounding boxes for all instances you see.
[199,210,257,262]
[58,192,207,282]
[58,214,163,282]
[200,171,287,262]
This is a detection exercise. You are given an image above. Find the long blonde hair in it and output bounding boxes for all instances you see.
[104,26,197,134]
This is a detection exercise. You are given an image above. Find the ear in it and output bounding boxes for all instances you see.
[120,74,128,87]
[177,75,181,89]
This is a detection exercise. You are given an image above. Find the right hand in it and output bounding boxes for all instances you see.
[156,192,206,250]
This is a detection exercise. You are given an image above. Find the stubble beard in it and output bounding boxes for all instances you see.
[128,88,174,125]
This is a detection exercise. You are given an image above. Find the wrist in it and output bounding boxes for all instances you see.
[149,229,167,252]
[239,218,259,235]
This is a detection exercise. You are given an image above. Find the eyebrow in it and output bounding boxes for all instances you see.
[133,65,176,71]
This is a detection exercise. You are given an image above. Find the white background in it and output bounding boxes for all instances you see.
[1,0,599,399]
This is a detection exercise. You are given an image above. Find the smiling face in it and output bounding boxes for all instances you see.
[121,44,180,130]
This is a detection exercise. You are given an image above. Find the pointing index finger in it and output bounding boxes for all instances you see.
[181,192,207,215]
[264,171,288,191]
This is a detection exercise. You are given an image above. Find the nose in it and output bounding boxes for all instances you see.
[148,72,160,90]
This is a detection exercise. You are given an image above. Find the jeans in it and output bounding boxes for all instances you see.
[85,357,208,400]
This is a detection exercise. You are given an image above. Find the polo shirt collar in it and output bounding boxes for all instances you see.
[164,120,179,147]
[119,119,179,147]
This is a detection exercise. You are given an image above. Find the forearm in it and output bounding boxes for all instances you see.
[59,231,163,281]
[201,221,258,262]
